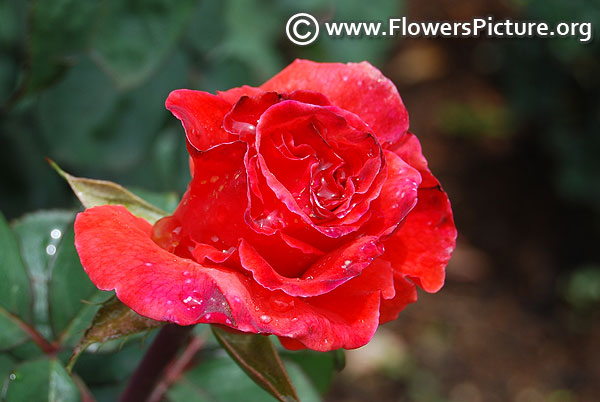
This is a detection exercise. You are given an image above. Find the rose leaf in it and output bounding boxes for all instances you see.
[211,326,300,402]
[0,211,34,350]
[3,357,79,402]
[67,296,163,371]
[90,0,197,90]
[49,159,168,225]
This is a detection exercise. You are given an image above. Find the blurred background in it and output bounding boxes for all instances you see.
[1,0,599,401]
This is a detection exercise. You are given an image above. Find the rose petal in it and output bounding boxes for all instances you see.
[217,85,264,104]
[382,133,457,292]
[166,89,236,152]
[238,235,383,297]
[261,59,409,145]
[253,100,383,238]
[74,205,385,351]
[364,150,421,237]
[378,274,418,324]
[173,141,249,249]
[74,205,237,326]
[278,258,396,350]
[223,92,281,140]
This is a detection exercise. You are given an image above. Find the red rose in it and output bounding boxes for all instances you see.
[74,60,456,351]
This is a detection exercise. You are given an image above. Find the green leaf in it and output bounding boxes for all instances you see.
[0,211,32,349]
[280,349,343,395]
[12,210,78,338]
[0,211,32,319]
[211,327,299,402]
[37,52,187,172]
[49,227,99,337]
[27,0,100,92]
[68,296,162,371]
[4,358,80,402]
[128,188,180,215]
[166,346,320,402]
[0,313,28,352]
[0,354,16,383]
[221,0,283,81]
[8,210,112,357]
[91,0,197,89]
[36,57,118,167]
[49,160,168,224]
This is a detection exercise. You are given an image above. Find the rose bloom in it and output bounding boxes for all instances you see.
[74,60,456,351]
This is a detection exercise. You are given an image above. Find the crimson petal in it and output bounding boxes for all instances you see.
[166,89,236,152]
[382,133,457,292]
[74,205,387,351]
[261,59,409,145]
[238,236,383,297]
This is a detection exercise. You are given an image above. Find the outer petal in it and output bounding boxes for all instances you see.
[217,85,264,104]
[278,258,396,350]
[261,59,409,145]
[74,205,387,351]
[378,273,418,324]
[166,89,236,151]
[382,133,457,292]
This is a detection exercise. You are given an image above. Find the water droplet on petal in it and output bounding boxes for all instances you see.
[259,314,272,324]
[269,293,295,313]
[182,295,203,308]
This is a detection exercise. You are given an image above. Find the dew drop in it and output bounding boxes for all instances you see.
[269,293,295,313]
[9,373,16,381]
[210,235,219,243]
[50,229,62,239]
[291,317,298,322]
[259,314,272,324]
[45,244,56,256]
[182,295,203,308]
